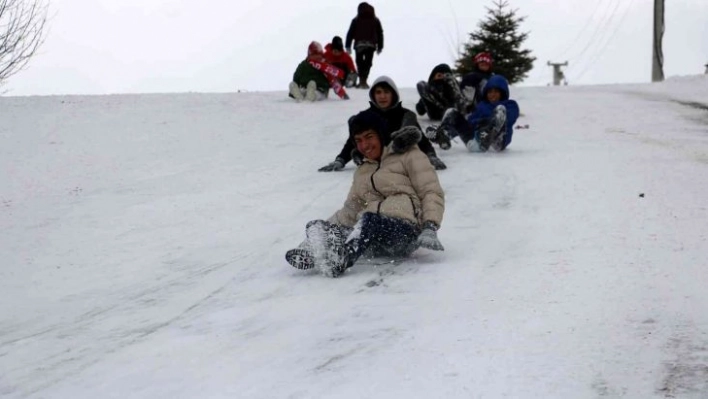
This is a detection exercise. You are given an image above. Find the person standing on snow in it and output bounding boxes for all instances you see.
[318,75,447,171]
[324,36,358,88]
[345,2,384,89]
[289,41,331,102]
[426,75,520,152]
[415,63,469,121]
[285,109,445,278]
[459,52,495,112]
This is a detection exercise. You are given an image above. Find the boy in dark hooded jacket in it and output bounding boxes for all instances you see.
[318,75,447,171]
[345,2,384,89]
[426,75,519,152]
[415,63,469,121]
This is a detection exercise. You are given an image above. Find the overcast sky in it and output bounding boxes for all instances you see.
[5,0,708,96]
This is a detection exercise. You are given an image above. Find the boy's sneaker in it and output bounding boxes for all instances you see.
[285,248,315,270]
[305,81,318,102]
[490,105,507,139]
[345,72,358,88]
[425,125,452,150]
[289,82,304,101]
[305,220,352,277]
[479,106,507,152]
[491,134,506,152]
[465,139,481,152]
[477,130,491,152]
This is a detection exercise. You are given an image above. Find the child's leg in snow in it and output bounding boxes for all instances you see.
[289,82,305,101]
[346,213,419,262]
[345,72,358,88]
[417,81,446,120]
[305,219,351,249]
[286,220,353,270]
[442,75,471,114]
[441,108,475,142]
[355,48,375,84]
[470,105,508,152]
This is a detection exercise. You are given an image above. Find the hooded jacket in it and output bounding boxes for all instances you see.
[345,2,384,51]
[467,75,520,149]
[328,128,445,229]
[335,76,437,165]
[417,63,460,120]
[427,63,453,84]
[293,58,330,93]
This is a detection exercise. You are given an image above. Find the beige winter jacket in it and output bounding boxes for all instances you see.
[329,145,445,228]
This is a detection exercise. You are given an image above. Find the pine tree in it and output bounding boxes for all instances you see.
[455,0,535,84]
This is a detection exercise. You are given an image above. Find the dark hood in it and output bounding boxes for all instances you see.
[428,63,452,83]
[357,2,375,18]
[482,75,510,101]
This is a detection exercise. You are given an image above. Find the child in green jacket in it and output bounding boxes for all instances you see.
[289,41,331,102]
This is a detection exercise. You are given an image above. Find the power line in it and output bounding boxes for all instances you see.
[565,0,622,70]
[570,0,637,82]
[552,0,610,61]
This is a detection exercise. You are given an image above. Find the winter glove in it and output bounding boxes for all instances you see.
[415,99,427,116]
[427,154,447,170]
[318,157,345,172]
[417,221,444,251]
[390,126,422,154]
[351,149,364,166]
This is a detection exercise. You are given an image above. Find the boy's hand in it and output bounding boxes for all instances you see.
[417,221,444,251]
[318,157,345,172]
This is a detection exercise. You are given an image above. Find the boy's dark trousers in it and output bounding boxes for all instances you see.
[347,212,420,262]
[440,109,476,144]
[355,48,375,85]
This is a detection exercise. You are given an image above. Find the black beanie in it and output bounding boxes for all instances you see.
[349,109,389,145]
[332,36,344,51]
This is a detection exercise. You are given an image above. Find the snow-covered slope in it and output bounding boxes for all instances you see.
[1,77,707,398]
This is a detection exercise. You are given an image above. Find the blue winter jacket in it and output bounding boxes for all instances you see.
[467,75,520,149]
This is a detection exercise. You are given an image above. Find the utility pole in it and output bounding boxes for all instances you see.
[652,0,665,82]
[547,61,568,86]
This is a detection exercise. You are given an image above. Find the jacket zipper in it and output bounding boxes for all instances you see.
[370,161,384,214]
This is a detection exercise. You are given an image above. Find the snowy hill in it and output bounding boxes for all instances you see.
[1,77,707,398]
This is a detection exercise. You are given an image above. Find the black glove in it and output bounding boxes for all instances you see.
[391,126,422,154]
[417,221,444,251]
[351,150,364,166]
[427,154,447,170]
[415,100,427,116]
[318,157,345,172]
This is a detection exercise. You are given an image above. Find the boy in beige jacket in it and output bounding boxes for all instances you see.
[286,109,445,277]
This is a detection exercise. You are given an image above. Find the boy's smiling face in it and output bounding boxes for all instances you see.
[354,129,382,161]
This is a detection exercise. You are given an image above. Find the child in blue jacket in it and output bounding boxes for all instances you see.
[426,75,520,152]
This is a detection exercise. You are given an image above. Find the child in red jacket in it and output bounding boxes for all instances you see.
[324,36,358,88]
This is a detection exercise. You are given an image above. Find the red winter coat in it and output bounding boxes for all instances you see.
[324,44,357,75]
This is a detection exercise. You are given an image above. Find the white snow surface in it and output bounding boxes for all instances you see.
[2,77,708,398]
